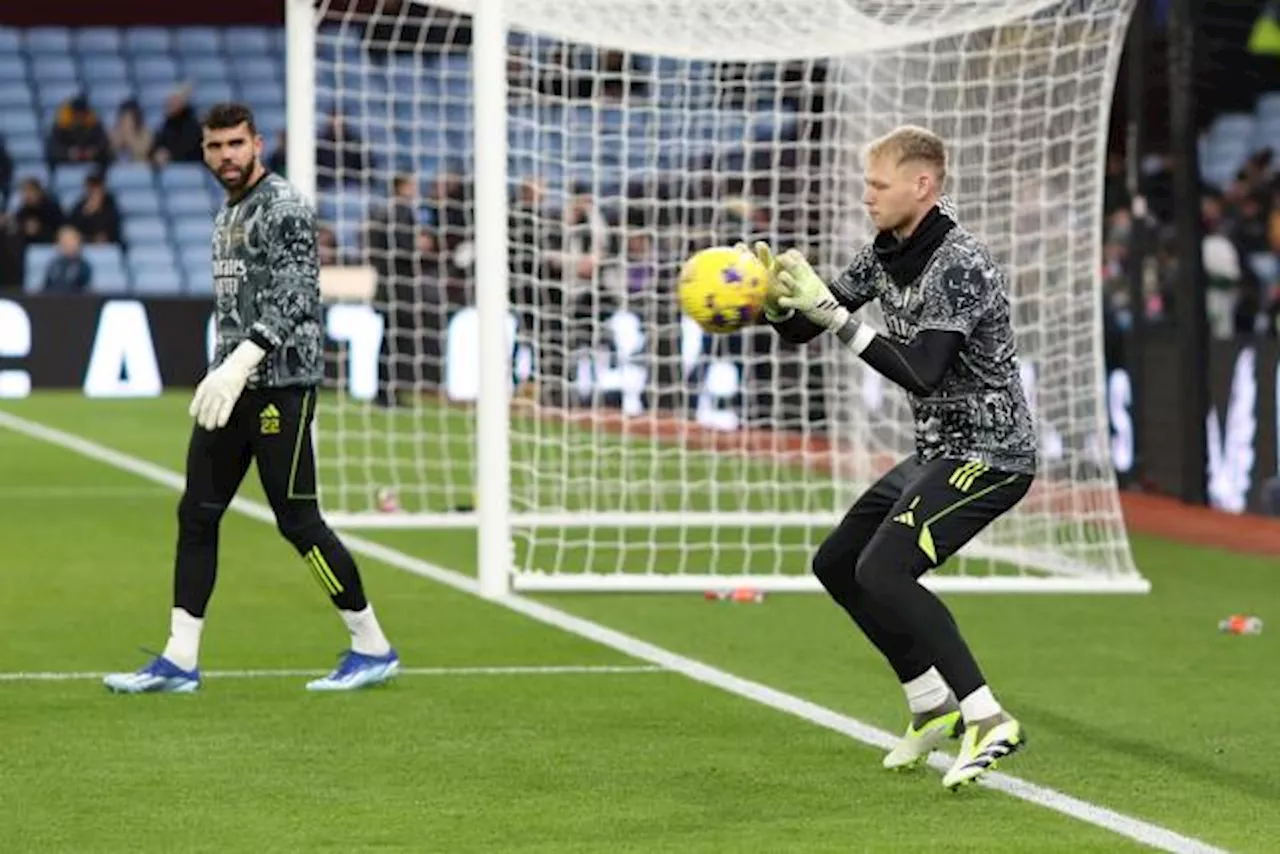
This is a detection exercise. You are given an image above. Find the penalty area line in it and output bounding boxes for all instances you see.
[0,408,1228,854]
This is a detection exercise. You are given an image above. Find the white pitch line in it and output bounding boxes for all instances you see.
[0,664,665,682]
[0,408,1227,854]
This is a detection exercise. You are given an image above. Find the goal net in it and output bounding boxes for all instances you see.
[295,0,1148,593]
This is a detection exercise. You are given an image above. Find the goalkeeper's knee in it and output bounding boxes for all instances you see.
[274,500,329,552]
[177,495,225,545]
[812,538,856,598]
[853,533,932,600]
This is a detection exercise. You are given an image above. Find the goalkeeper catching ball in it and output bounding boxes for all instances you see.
[753,125,1038,789]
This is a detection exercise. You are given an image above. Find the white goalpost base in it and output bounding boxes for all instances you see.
[292,0,1149,595]
[510,575,1153,594]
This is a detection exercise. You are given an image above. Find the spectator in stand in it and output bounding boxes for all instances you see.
[1269,186,1280,255]
[13,177,63,245]
[46,93,110,170]
[267,130,287,176]
[150,88,202,166]
[364,173,428,408]
[616,230,659,298]
[1202,227,1243,339]
[42,226,92,294]
[109,99,153,163]
[0,135,12,210]
[317,113,369,189]
[426,169,473,300]
[68,173,122,246]
[0,213,22,289]
[318,225,340,266]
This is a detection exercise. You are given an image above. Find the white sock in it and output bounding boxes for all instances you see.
[161,607,204,672]
[959,685,1002,723]
[903,666,951,714]
[341,605,392,656]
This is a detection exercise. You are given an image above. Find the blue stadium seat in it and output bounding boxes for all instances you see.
[83,244,127,282]
[0,86,33,110]
[123,216,169,245]
[1252,118,1280,152]
[37,81,84,111]
[58,188,81,211]
[26,243,128,295]
[10,162,50,190]
[88,83,136,118]
[1258,92,1280,122]
[107,163,155,192]
[75,28,123,56]
[165,190,214,218]
[174,27,223,57]
[5,112,41,139]
[0,56,27,82]
[223,26,272,56]
[185,264,214,296]
[23,245,58,292]
[124,27,171,56]
[0,27,20,55]
[132,268,184,295]
[128,245,176,270]
[234,57,278,85]
[240,83,285,112]
[1209,113,1255,144]
[24,27,72,56]
[255,109,287,143]
[132,55,181,84]
[192,81,235,107]
[182,57,230,85]
[52,163,97,196]
[137,84,174,117]
[1250,252,1279,286]
[117,189,163,218]
[31,56,81,85]
[173,217,213,247]
[180,244,211,271]
[81,55,130,84]
[159,164,206,191]
[88,277,132,296]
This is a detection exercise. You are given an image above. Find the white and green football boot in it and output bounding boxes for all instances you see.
[882,702,963,771]
[942,715,1024,790]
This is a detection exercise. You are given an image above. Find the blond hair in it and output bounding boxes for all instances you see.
[864,125,947,183]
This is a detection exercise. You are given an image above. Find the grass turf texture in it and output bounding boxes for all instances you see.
[0,392,1274,853]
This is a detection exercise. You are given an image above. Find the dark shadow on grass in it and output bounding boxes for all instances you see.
[1016,701,1280,804]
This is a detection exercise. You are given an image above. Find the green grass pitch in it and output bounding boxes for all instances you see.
[0,393,1275,853]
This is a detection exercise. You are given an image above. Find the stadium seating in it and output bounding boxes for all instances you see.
[2,23,1273,296]
[3,24,287,295]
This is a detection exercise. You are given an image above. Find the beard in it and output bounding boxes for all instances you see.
[213,156,258,193]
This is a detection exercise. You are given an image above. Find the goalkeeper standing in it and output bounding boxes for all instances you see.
[754,126,1036,789]
[105,104,399,694]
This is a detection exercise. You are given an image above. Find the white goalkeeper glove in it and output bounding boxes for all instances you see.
[189,340,266,431]
[775,249,849,331]
[733,240,794,321]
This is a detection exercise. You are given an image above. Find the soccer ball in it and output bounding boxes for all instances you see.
[677,246,769,335]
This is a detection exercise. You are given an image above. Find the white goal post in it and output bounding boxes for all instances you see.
[287,0,1149,596]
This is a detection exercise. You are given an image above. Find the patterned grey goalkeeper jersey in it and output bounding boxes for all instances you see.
[210,173,323,389]
[832,223,1038,475]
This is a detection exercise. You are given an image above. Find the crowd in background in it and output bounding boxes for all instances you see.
[1,3,1278,357]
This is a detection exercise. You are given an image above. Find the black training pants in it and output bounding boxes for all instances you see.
[812,456,1032,699]
[172,386,369,616]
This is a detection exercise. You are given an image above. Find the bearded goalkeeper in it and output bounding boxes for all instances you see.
[104,103,399,694]
[752,126,1037,789]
